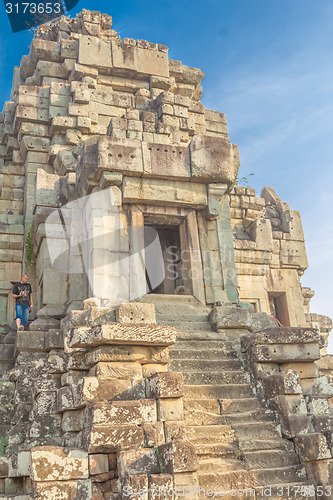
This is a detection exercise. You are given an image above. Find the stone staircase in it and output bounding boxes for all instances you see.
[144,294,315,499]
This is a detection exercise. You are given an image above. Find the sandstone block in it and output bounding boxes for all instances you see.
[116,302,156,324]
[89,454,109,475]
[190,135,239,184]
[250,327,320,345]
[262,371,302,398]
[67,306,116,328]
[86,345,169,366]
[32,479,92,499]
[57,386,75,412]
[17,451,30,477]
[61,370,87,387]
[16,331,45,353]
[119,475,148,500]
[270,394,307,417]
[148,474,173,500]
[157,398,183,421]
[73,377,132,407]
[78,425,144,453]
[250,343,320,363]
[67,323,177,348]
[83,400,156,427]
[96,137,143,177]
[123,176,207,207]
[294,433,331,461]
[30,447,88,481]
[0,458,8,478]
[118,449,160,476]
[250,362,280,380]
[249,313,277,332]
[158,439,199,474]
[62,410,84,433]
[306,396,330,416]
[30,415,62,439]
[89,362,143,382]
[146,372,184,399]
[142,142,190,180]
[142,422,165,447]
[164,421,187,442]
[280,362,318,379]
[111,41,169,78]
[303,459,331,486]
[282,415,311,439]
[311,416,333,435]
[142,364,167,378]
[209,305,251,330]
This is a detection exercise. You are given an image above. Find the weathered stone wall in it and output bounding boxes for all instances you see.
[240,327,333,495]
[0,301,200,498]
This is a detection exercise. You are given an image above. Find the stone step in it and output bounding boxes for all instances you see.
[184,410,225,425]
[199,457,244,473]
[169,358,243,372]
[157,310,210,321]
[238,438,295,453]
[250,464,308,487]
[170,340,236,351]
[186,424,234,444]
[141,294,202,304]
[176,330,237,339]
[170,347,238,360]
[198,469,252,492]
[0,344,15,361]
[184,384,255,399]
[159,321,211,331]
[15,331,46,355]
[224,408,275,424]
[220,398,262,414]
[183,370,249,385]
[194,442,238,459]
[242,449,300,469]
[232,421,282,440]
[184,397,263,416]
[154,302,210,317]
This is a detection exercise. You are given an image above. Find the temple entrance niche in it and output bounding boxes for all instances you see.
[269,292,290,327]
[144,224,184,294]
[137,205,205,302]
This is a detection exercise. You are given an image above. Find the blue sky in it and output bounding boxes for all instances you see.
[1,0,332,350]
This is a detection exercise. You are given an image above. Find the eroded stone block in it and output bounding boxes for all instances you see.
[67,323,176,348]
[294,433,331,461]
[146,372,184,399]
[157,439,199,474]
[30,446,88,481]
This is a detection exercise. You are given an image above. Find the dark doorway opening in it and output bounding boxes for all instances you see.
[144,224,184,294]
[269,293,290,327]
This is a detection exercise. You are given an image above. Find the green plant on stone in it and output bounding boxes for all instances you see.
[236,172,254,187]
[25,225,34,272]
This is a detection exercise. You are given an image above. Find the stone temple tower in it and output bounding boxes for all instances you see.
[0,9,332,499]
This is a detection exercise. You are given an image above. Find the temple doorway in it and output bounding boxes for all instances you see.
[144,223,184,294]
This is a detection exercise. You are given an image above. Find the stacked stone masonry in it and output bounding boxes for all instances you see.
[0,8,332,500]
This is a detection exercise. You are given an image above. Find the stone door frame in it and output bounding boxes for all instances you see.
[134,204,206,304]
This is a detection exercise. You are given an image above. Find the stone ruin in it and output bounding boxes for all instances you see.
[0,9,332,499]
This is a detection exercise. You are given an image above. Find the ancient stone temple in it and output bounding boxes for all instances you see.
[0,9,332,499]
